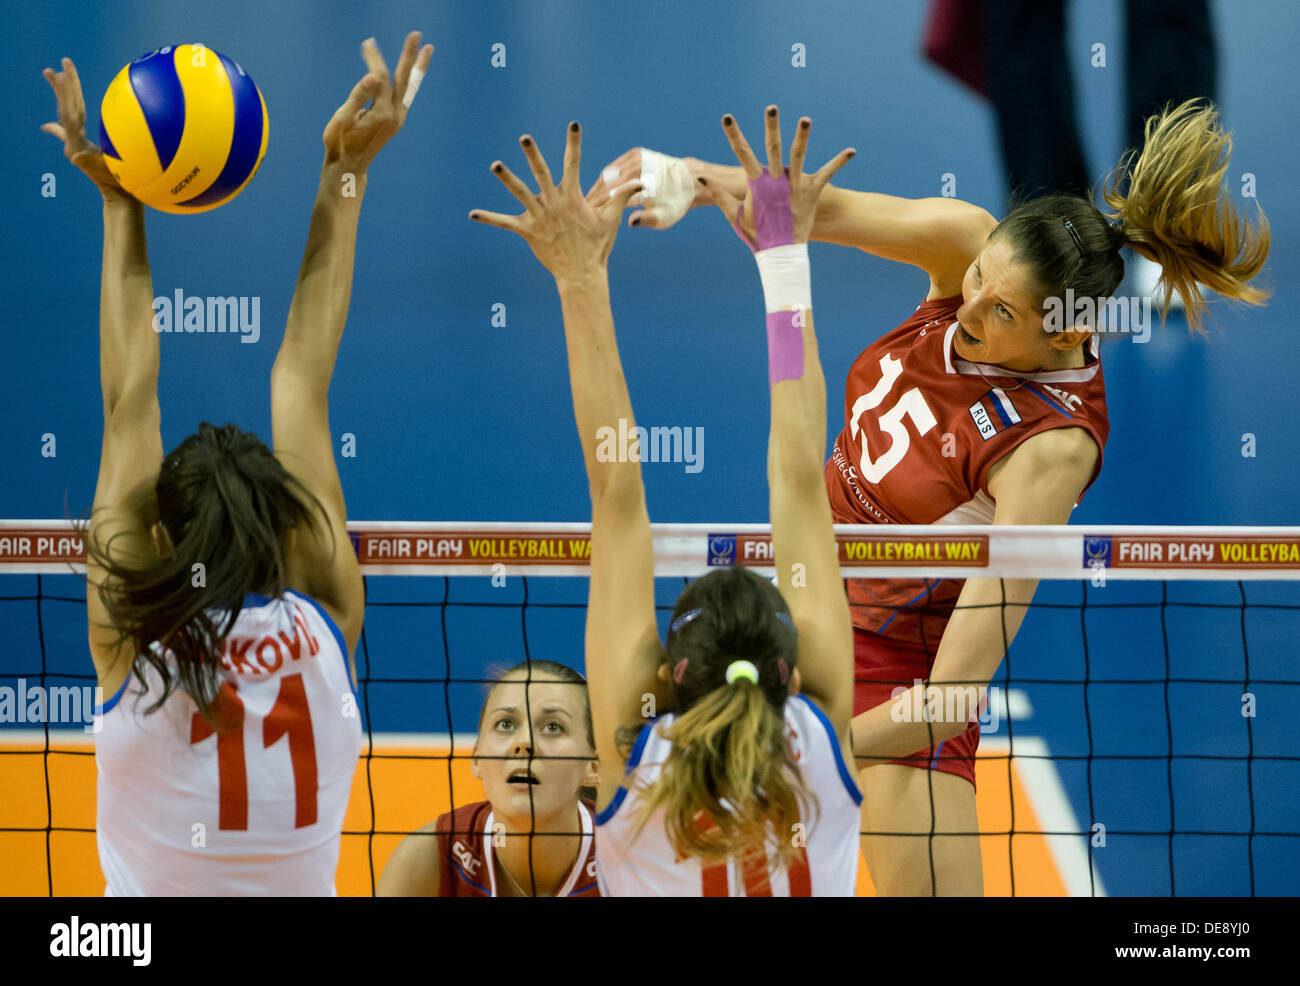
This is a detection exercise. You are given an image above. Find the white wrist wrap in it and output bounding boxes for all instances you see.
[755,243,812,313]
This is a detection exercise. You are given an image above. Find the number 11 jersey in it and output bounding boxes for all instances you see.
[95,589,362,896]
[824,294,1110,644]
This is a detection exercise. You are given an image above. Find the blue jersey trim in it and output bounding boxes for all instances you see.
[1022,383,1073,418]
[96,672,132,715]
[929,741,946,769]
[877,580,943,633]
[453,861,491,896]
[794,694,863,806]
[594,719,657,826]
[284,588,358,702]
[244,592,274,608]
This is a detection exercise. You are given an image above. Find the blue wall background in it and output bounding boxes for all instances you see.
[1,0,1295,895]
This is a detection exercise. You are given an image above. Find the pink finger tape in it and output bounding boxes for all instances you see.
[731,169,795,253]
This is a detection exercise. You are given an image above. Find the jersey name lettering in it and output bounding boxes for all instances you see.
[221,604,320,676]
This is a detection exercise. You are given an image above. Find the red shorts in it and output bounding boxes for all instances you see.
[853,626,979,788]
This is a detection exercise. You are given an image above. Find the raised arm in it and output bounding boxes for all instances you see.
[42,58,162,691]
[469,125,648,797]
[592,148,996,298]
[270,33,432,656]
[694,108,856,746]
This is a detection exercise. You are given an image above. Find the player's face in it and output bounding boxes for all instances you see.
[954,237,1059,372]
[472,676,597,827]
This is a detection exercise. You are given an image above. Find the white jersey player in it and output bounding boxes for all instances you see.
[596,694,860,896]
[44,33,435,895]
[96,590,362,896]
[470,109,859,893]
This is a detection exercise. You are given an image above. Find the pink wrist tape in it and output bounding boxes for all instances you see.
[730,169,810,384]
[766,310,804,383]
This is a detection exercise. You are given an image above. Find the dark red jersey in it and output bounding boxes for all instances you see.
[435,799,600,897]
[824,294,1109,645]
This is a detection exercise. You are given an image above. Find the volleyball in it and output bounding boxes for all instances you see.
[97,43,268,214]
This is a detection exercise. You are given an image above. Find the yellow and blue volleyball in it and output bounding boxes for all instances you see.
[98,44,268,214]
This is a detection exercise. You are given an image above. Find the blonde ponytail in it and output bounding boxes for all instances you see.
[1102,99,1270,333]
[632,680,811,866]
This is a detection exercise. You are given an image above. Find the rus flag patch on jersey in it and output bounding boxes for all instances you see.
[968,387,1022,441]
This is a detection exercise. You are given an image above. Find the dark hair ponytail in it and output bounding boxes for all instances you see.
[84,422,331,723]
[992,192,1127,321]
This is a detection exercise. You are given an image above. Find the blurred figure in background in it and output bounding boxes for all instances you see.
[925,0,1218,305]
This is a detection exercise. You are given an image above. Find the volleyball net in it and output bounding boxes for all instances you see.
[2,520,1297,896]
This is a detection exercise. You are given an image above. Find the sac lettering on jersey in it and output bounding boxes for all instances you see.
[435,800,601,897]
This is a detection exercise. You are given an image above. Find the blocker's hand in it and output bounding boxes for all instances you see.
[470,122,644,283]
[323,32,434,173]
[40,57,131,203]
[696,106,854,248]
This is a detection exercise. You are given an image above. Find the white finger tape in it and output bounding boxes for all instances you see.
[637,148,693,227]
[402,66,425,108]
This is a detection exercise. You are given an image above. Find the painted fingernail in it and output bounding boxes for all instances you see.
[767,107,776,117]
[570,121,579,133]
[492,163,503,172]
[801,119,810,129]
[631,218,641,226]
[722,115,733,126]
[521,136,532,146]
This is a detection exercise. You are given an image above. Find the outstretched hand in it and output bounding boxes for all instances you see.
[41,57,131,203]
[696,106,854,248]
[470,122,644,283]
[322,32,434,173]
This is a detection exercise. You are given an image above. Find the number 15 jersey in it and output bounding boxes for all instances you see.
[95,589,362,896]
[824,294,1110,644]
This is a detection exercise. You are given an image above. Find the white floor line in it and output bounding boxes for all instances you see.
[982,735,1107,897]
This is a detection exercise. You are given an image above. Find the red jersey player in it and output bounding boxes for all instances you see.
[593,98,1269,894]
[378,662,600,897]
